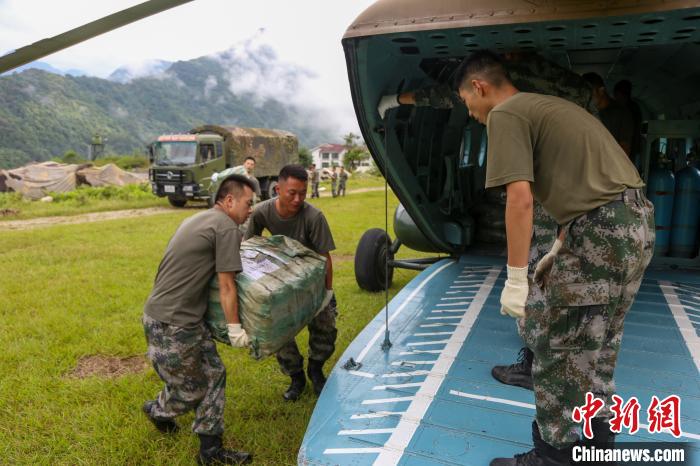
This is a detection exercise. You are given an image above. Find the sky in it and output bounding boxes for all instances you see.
[0,0,378,139]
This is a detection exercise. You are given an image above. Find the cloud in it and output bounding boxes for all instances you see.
[203,75,217,99]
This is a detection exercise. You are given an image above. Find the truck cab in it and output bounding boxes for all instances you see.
[150,133,225,207]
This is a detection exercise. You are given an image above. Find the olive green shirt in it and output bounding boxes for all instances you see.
[484,92,643,224]
[144,208,243,327]
[244,199,336,254]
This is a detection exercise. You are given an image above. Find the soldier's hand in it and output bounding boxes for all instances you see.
[534,238,563,287]
[500,265,528,318]
[377,94,400,119]
[227,323,250,348]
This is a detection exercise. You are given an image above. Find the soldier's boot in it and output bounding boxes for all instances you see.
[142,400,179,434]
[197,434,252,465]
[282,371,306,402]
[581,419,616,465]
[307,360,327,396]
[490,422,572,466]
[491,347,534,390]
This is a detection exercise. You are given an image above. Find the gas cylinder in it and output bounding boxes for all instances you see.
[669,165,700,258]
[646,166,675,255]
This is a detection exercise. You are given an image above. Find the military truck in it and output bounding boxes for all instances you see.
[148,125,298,207]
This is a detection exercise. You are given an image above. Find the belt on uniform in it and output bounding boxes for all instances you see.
[616,187,644,202]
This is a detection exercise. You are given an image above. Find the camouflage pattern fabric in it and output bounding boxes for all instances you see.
[311,181,320,198]
[413,52,597,118]
[517,202,559,340]
[337,178,347,196]
[276,295,338,375]
[143,314,226,436]
[331,175,338,197]
[520,190,655,448]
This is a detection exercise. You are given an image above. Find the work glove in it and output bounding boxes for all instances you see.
[500,265,528,319]
[227,323,250,348]
[534,238,563,287]
[377,94,400,119]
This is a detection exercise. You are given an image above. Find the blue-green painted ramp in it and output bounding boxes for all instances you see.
[298,256,700,465]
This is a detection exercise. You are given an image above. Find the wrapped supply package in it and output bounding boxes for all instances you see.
[206,235,328,359]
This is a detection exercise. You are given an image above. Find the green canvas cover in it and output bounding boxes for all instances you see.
[206,235,328,359]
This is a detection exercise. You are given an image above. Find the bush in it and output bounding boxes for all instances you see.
[93,155,150,170]
[50,183,154,204]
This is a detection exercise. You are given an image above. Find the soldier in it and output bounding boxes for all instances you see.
[455,50,654,466]
[244,164,337,401]
[337,167,348,197]
[242,156,262,201]
[378,51,597,391]
[142,174,256,465]
[583,72,635,158]
[309,163,320,199]
[330,166,338,197]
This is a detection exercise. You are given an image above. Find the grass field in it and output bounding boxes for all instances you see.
[0,189,434,465]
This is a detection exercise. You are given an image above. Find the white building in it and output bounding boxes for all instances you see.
[310,143,373,172]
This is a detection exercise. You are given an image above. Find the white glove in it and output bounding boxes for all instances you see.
[534,238,563,286]
[377,94,400,119]
[211,172,219,183]
[227,323,250,348]
[500,265,528,318]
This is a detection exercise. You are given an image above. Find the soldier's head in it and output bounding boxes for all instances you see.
[582,72,610,109]
[215,174,255,225]
[244,156,256,174]
[455,50,516,125]
[277,164,308,215]
[310,163,316,170]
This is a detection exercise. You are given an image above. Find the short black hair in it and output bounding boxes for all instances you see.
[216,174,255,202]
[279,164,308,182]
[454,50,511,91]
[244,156,256,163]
[582,72,606,89]
[614,79,632,96]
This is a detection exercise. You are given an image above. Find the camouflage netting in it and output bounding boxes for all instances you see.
[206,235,327,360]
[0,162,147,200]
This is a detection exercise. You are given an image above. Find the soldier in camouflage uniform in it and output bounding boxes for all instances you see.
[142,174,255,465]
[453,50,654,466]
[337,167,348,196]
[377,51,597,391]
[244,165,338,401]
[309,164,320,199]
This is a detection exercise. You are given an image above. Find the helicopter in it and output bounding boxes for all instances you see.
[299,1,700,464]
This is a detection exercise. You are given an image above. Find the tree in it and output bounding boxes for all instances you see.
[298,146,312,167]
[343,147,369,171]
[343,132,360,149]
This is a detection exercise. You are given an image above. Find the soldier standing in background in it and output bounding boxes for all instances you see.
[583,72,635,158]
[337,167,348,197]
[142,174,255,466]
[456,50,653,466]
[330,166,338,198]
[310,163,320,199]
[244,165,338,401]
[242,156,261,201]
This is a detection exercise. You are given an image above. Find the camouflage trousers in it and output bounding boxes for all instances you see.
[277,295,338,375]
[331,181,338,197]
[143,314,226,436]
[337,182,346,197]
[519,190,655,448]
[311,182,320,199]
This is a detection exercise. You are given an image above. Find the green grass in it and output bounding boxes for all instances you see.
[0,189,430,465]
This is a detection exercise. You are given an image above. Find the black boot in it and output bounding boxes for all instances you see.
[283,371,306,401]
[307,360,327,396]
[491,347,534,390]
[197,434,252,465]
[581,418,616,465]
[490,421,572,466]
[142,400,179,434]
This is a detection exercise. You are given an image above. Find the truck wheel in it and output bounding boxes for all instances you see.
[168,197,187,208]
[267,180,278,199]
[355,228,394,291]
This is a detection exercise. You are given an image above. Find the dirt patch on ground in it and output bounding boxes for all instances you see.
[68,355,148,379]
[0,207,175,231]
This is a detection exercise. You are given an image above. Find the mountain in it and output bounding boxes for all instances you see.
[0,53,338,169]
[1,61,86,77]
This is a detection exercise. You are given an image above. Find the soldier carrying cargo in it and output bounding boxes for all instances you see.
[141,174,256,465]
[330,166,338,198]
[309,163,320,198]
[244,164,338,401]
